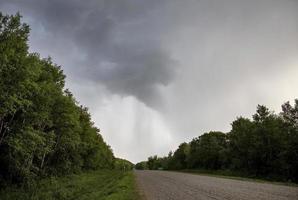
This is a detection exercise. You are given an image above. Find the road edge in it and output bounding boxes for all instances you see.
[172,170,298,187]
[133,170,148,200]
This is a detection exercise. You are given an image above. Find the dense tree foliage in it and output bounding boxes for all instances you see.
[135,161,148,170]
[137,103,298,182]
[187,132,227,170]
[114,158,134,171]
[0,13,116,186]
[168,143,190,170]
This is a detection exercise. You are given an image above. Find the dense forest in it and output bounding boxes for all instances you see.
[0,13,134,187]
[136,103,298,183]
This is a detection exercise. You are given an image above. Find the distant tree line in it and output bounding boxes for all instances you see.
[136,104,298,182]
[114,158,134,171]
[0,13,129,186]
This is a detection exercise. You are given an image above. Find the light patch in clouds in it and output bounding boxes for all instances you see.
[91,95,176,161]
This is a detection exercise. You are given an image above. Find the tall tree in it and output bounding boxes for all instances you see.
[0,13,116,185]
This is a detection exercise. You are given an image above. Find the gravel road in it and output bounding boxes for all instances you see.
[135,170,298,200]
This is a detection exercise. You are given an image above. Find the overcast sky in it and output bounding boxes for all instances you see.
[1,0,298,163]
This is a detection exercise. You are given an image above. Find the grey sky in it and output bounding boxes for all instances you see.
[1,0,298,163]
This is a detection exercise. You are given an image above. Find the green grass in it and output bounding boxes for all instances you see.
[177,169,298,187]
[0,170,140,200]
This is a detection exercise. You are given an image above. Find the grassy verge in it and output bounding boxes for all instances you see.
[176,169,298,187]
[0,170,140,200]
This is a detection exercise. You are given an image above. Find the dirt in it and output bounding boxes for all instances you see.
[135,170,298,200]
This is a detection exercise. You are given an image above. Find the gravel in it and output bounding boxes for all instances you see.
[135,170,298,200]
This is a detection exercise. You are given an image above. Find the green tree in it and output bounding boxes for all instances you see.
[280,100,298,181]
[168,143,190,170]
[228,106,287,178]
[114,158,134,171]
[0,13,116,186]
[188,132,227,170]
[135,161,148,170]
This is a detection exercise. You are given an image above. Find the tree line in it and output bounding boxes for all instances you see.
[136,103,298,182]
[0,13,128,186]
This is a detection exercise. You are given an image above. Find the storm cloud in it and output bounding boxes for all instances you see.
[1,0,298,162]
[0,0,176,108]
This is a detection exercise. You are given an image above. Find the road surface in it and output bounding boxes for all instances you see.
[135,170,298,200]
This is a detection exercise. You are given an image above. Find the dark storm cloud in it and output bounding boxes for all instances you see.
[0,0,176,108]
